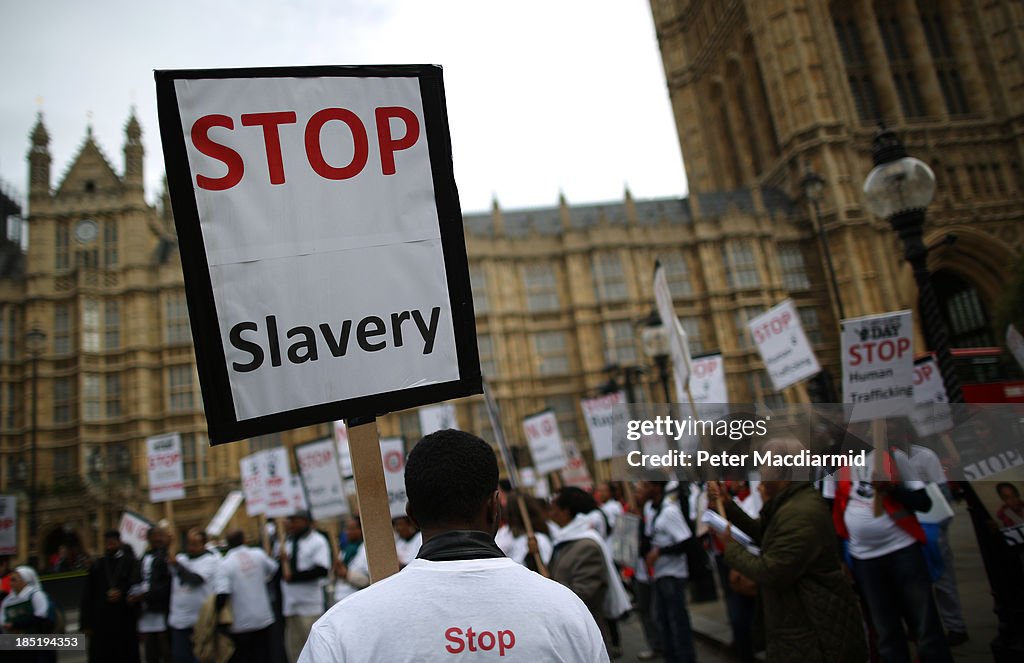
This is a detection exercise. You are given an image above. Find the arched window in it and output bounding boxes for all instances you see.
[874,2,926,118]
[932,270,995,348]
[916,1,970,115]
[831,3,882,122]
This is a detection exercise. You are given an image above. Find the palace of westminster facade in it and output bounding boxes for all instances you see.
[1,0,1021,559]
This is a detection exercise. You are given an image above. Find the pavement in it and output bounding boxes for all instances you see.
[57,501,998,661]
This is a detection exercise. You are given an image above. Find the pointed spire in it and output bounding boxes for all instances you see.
[490,194,505,235]
[559,190,572,231]
[28,112,52,199]
[125,106,142,144]
[123,108,145,192]
[624,183,637,225]
[30,112,49,148]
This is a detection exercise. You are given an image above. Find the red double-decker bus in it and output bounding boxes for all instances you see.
[949,347,1024,403]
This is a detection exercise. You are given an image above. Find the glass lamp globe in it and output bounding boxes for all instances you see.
[641,322,669,359]
[863,156,936,218]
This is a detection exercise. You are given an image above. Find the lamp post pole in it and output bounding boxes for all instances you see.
[26,326,46,569]
[801,162,846,321]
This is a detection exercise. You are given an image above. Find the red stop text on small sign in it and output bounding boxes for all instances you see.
[914,363,933,386]
[752,311,792,345]
[693,359,719,379]
[445,627,516,656]
[847,338,912,366]
[190,106,421,191]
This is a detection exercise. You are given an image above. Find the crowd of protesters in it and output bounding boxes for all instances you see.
[0,418,997,662]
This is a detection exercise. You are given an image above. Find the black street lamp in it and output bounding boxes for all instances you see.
[640,309,672,402]
[863,125,1023,661]
[25,325,46,569]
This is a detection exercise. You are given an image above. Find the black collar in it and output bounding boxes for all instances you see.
[416,530,506,562]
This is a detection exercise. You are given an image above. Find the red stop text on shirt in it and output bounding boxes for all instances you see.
[189,107,421,191]
[445,626,516,657]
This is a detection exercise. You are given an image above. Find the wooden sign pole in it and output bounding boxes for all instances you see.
[346,417,400,583]
[163,501,177,544]
[515,494,549,577]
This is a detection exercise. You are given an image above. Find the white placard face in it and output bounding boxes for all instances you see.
[841,310,914,423]
[560,439,593,489]
[748,299,821,391]
[0,495,16,555]
[379,437,408,519]
[290,475,309,511]
[146,433,185,503]
[173,75,459,423]
[688,354,729,405]
[207,490,245,538]
[118,511,153,559]
[418,403,457,436]
[240,452,266,517]
[910,357,954,437]
[262,447,294,518]
[295,438,349,520]
[581,391,631,461]
[523,411,568,476]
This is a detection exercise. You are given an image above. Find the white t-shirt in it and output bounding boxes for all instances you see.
[508,532,553,568]
[281,530,332,617]
[841,450,926,560]
[299,557,609,663]
[643,499,692,579]
[583,510,608,539]
[599,500,623,534]
[333,543,369,605]
[168,551,220,629]
[494,524,516,556]
[737,483,763,518]
[395,531,423,567]
[909,445,947,485]
[213,546,278,634]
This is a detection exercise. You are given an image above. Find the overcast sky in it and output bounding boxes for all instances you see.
[0,0,687,214]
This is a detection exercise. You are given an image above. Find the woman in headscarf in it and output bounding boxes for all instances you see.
[1,566,57,662]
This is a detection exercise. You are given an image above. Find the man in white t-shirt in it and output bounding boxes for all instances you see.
[639,480,697,663]
[299,429,609,663]
[279,509,331,663]
[213,529,279,663]
[830,438,953,663]
[392,516,423,568]
[167,528,220,663]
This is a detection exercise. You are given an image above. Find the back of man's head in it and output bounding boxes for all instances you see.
[405,429,498,529]
[553,486,599,518]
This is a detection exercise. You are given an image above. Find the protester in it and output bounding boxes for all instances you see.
[81,529,141,663]
[996,482,1024,526]
[595,482,624,537]
[393,516,422,567]
[1,566,57,663]
[130,526,172,663]
[213,529,279,663]
[637,479,698,663]
[332,515,369,604]
[505,492,553,573]
[829,425,953,663]
[709,437,868,663]
[48,544,75,573]
[710,480,760,663]
[167,528,220,663]
[549,486,631,657]
[631,483,663,661]
[299,429,609,662]
[279,509,331,663]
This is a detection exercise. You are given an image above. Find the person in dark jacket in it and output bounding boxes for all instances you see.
[81,529,142,663]
[129,526,172,663]
[708,437,868,663]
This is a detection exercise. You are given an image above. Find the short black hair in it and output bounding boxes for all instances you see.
[104,529,121,540]
[553,486,599,518]
[997,482,1019,497]
[405,429,498,527]
[226,530,245,548]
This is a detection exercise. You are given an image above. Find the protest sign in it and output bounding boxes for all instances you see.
[418,403,457,435]
[483,380,519,487]
[748,299,820,391]
[147,432,185,503]
[261,447,294,518]
[295,438,349,520]
[379,437,408,519]
[240,452,266,517]
[610,512,640,567]
[523,410,568,476]
[910,356,954,437]
[688,354,729,405]
[0,495,15,555]
[841,311,914,423]
[560,439,593,490]
[290,475,309,511]
[156,65,481,444]
[207,490,244,538]
[581,391,630,461]
[654,261,692,401]
[119,511,154,559]
[334,421,355,494]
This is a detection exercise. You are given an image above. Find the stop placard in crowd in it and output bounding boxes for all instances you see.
[155,65,481,444]
[841,310,914,423]
[146,432,185,503]
[747,299,820,392]
[523,410,569,476]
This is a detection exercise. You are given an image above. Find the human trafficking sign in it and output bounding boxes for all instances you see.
[156,65,481,444]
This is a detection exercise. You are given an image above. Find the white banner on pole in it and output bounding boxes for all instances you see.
[296,438,349,520]
[560,439,593,490]
[523,410,568,476]
[119,511,154,559]
[146,432,185,503]
[910,357,954,437]
[654,261,692,400]
[0,495,16,555]
[334,420,355,495]
[688,354,728,405]
[240,452,267,517]
[156,66,481,444]
[483,380,519,488]
[418,403,457,436]
[207,490,245,538]
[379,437,408,519]
[581,391,631,461]
[841,310,914,423]
[262,447,294,518]
[748,299,821,391]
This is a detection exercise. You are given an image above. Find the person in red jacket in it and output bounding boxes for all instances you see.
[829,436,952,663]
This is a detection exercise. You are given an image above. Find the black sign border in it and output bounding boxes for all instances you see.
[155,64,481,445]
